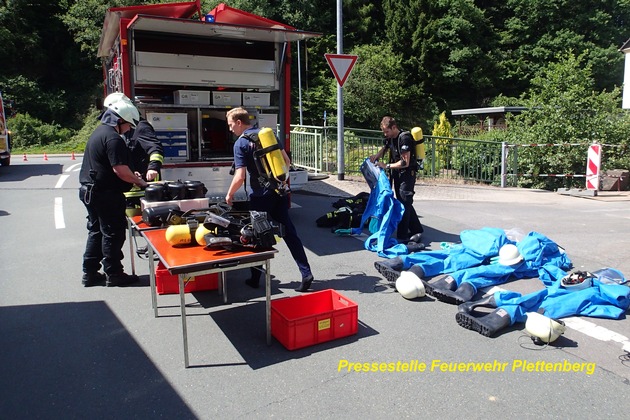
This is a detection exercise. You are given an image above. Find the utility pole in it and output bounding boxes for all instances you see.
[336,0,344,180]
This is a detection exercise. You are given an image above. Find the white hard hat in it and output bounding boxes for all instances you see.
[108,98,140,127]
[104,92,132,108]
[498,244,523,266]
[525,311,566,343]
[395,270,426,300]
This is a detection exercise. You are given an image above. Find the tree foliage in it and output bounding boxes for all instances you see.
[2,0,630,174]
[499,52,630,189]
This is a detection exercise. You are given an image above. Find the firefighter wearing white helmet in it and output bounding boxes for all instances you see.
[79,93,147,288]
[107,96,140,128]
[104,93,164,182]
[525,311,566,344]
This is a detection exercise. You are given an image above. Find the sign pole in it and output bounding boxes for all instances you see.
[336,0,344,180]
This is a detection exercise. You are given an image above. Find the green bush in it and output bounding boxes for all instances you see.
[9,113,74,150]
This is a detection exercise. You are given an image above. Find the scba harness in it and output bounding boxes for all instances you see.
[242,128,290,196]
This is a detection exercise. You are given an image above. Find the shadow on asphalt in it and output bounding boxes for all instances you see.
[0,301,195,418]
[0,163,63,182]
[206,302,378,370]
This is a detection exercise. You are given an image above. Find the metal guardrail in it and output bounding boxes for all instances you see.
[289,125,621,188]
[289,125,504,184]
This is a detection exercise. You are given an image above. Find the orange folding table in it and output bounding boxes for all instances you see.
[141,228,277,368]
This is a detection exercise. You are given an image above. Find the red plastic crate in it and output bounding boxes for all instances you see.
[155,261,219,295]
[271,289,358,350]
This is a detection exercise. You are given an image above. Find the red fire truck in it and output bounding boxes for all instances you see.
[97,1,319,194]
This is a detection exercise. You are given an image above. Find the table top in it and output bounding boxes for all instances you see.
[142,228,277,275]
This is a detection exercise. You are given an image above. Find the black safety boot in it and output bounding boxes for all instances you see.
[295,274,314,292]
[82,272,106,287]
[405,242,426,253]
[432,281,476,305]
[106,272,139,287]
[421,273,457,297]
[458,294,497,313]
[455,308,512,337]
[374,257,404,283]
[409,233,422,243]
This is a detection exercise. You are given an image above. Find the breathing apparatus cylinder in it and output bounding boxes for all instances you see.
[411,127,426,160]
[257,127,288,182]
[165,222,199,246]
[194,225,214,247]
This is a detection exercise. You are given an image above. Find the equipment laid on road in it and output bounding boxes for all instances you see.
[525,311,566,344]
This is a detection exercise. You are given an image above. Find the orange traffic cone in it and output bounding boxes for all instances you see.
[43,153,48,161]
[71,151,76,160]
[23,153,27,161]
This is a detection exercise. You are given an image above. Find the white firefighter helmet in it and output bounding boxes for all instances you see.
[103,92,132,108]
[395,270,426,300]
[525,311,566,343]
[108,97,140,128]
[498,244,523,266]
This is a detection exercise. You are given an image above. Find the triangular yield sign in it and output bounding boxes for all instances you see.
[325,54,358,88]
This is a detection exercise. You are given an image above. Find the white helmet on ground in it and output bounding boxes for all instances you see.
[498,244,523,266]
[395,270,426,300]
[108,98,140,127]
[525,311,566,343]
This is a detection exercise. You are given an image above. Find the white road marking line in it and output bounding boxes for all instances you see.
[54,197,65,229]
[66,163,81,172]
[55,174,70,189]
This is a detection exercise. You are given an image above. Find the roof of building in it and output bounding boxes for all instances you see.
[451,106,527,116]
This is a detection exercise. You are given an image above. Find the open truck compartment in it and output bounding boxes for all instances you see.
[97,1,319,192]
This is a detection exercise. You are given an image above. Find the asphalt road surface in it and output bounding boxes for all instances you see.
[1,156,629,418]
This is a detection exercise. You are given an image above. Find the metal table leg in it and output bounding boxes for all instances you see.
[148,246,158,317]
[127,218,136,275]
[179,273,189,368]
[266,259,271,345]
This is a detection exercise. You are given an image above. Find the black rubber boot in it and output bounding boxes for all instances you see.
[409,233,422,243]
[295,274,314,292]
[405,242,426,253]
[374,257,404,283]
[458,294,497,314]
[455,308,512,337]
[421,274,457,297]
[106,272,139,287]
[432,281,476,305]
[82,272,106,287]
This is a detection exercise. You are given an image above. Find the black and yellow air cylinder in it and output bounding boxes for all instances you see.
[258,127,288,182]
[411,127,426,160]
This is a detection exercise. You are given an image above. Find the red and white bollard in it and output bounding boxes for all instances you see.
[585,143,601,191]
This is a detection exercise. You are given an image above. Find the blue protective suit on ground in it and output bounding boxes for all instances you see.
[396,227,510,276]
[444,231,572,292]
[494,279,630,324]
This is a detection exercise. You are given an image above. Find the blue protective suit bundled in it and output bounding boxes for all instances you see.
[395,229,572,293]
[352,162,406,257]
[494,279,630,324]
[445,231,572,291]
